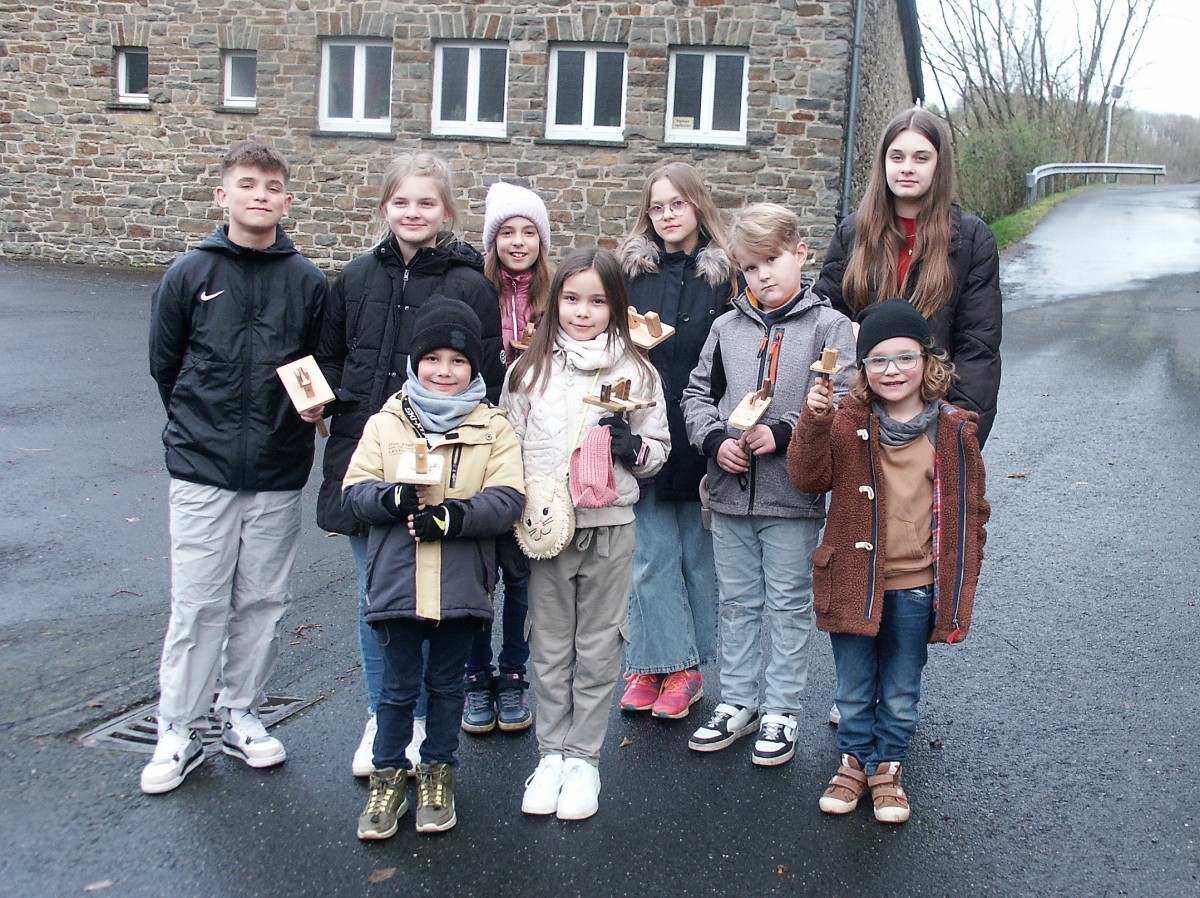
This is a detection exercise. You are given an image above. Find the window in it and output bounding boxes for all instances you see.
[318,39,392,133]
[666,49,748,146]
[223,51,257,109]
[432,42,508,137]
[546,44,626,140]
[116,47,149,105]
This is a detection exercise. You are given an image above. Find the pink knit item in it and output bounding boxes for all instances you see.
[569,425,619,509]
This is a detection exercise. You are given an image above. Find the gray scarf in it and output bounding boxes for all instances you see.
[873,399,940,447]
[403,362,487,434]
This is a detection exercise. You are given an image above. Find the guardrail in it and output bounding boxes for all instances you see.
[1026,162,1167,206]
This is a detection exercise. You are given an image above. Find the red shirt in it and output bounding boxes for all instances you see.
[896,216,917,291]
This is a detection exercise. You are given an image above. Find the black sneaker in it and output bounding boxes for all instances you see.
[687,703,760,752]
[751,714,798,766]
[496,673,533,732]
[461,672,496,734]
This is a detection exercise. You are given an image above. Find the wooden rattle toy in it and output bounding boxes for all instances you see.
[276,355,334,437]
[389,441,445,486]
[583,377,656,416]
[809,346,843,380]
[627,306,675,350]
[510,321,536,353]
[728,381,772,431]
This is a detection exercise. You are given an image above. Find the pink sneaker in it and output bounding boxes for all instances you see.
[651,670,704,719]
[619,673,662,712]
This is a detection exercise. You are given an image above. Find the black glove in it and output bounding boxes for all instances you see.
[381,483,422,520]
[410,502,464,542]
[496,531,531,580]
[599,416,643,467]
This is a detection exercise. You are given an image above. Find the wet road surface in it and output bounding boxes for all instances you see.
[1,184,1198,897]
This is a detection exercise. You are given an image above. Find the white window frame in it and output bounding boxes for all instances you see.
[223,51,257,109]
[318,39,392,134]
[665,48,749,146]
[432,42,509,138]
[545,43,627,141]
[116,47,149,105]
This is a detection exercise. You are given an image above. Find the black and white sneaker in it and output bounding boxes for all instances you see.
[688,703,760,752]
[752,714,798,766]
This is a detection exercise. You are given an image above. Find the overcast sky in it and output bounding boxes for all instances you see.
[918,0,1200,119]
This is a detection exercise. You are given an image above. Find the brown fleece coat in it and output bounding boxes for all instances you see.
[787,395,989,643]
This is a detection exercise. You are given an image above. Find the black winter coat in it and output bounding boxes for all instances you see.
[314,233,503,534]
[621,234,735,501]
[814,205,1002,445]
[149,225,327,491]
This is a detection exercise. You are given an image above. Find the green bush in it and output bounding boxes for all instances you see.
[956,123,1064,222]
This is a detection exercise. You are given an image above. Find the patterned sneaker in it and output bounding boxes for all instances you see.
[221,708,286,768]
[352,713,377,778]
[818,754,868,814]
[140,722,204,795]
[651,669,704,719]
[461,673,497,734]
[522,753,565,816]
[415,762,457,833]
[687,703,760,752]
[868,761,911,824]
[357,767,408,840]
[618,672,662,712]
[496,673,533,732]
[752,714,798,767]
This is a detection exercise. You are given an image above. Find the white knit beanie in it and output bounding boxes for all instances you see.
[483,181,552,255]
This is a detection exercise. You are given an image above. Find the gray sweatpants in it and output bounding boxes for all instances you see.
[156,479,302,731]
[526,522,634,763]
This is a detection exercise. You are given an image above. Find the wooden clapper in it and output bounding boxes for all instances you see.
[728,331,784,431]
[627,307,675,350]
[583,377,657,417]
[276,355,334,437]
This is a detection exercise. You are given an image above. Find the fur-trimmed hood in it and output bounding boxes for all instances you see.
[618,233,733,290]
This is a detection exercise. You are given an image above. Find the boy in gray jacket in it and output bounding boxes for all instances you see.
[681,203,855,766]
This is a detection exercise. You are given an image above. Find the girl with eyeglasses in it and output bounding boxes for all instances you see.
[615,161,738,721]
[788,297,990,825]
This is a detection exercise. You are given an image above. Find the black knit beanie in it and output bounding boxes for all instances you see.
[409,295,484,377]
[855,297,932,363]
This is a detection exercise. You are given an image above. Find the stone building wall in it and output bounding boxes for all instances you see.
[0,1,916,271]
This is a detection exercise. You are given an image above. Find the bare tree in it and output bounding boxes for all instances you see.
[924,0,1157,159]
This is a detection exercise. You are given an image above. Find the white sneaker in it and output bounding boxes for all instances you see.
[521,753,565,815]
[405,717,426,776]
[352,714,377,778]
[556,758,601,821]
[140,721,204,795]
[752,713,799,767]
[221,708,286,768]
[687,702,760,752]
[828,703,842,726]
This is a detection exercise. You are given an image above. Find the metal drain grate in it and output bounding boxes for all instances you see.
[79,694,319,755]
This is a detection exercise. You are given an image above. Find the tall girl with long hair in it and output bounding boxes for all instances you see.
[460,181,554,737]
[616,161,737,720]
[312,151,504,778]
[501,247,670,821]
[815,107,1001,446]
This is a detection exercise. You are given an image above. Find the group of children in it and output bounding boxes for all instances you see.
[142,104,996,837]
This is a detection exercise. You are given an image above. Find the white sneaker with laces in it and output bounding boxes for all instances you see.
[140,721,204,795]
[521,753,565,815]
[405,717,426,776]
[352,713,377,778]
[556,758,601,821]
[221,708,286,768]
[752,713,799,766]
[687,702,760,752]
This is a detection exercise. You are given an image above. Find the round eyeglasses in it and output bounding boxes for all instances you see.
[862,352,924,374]
[647,199,690,220]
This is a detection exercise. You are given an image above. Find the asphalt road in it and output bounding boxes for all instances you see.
[1,184,1198,897]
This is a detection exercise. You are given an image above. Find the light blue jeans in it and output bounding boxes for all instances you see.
[626,483,718,674]
[350,534,427,717]
[830,584,934,767]
[710,512,819,717]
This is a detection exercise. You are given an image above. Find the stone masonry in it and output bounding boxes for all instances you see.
[0,1,916,271]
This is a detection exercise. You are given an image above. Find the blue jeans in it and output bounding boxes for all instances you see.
[466,567,529,678]
[830,585,935,768]
[372,617,476,769]
[626,483,717,673]
[710,512,819,716]
[350,534,427,717]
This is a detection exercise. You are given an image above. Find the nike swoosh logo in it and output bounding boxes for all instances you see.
[199,290,225,302]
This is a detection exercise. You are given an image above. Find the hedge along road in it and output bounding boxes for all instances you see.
[1,182,1198,897]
